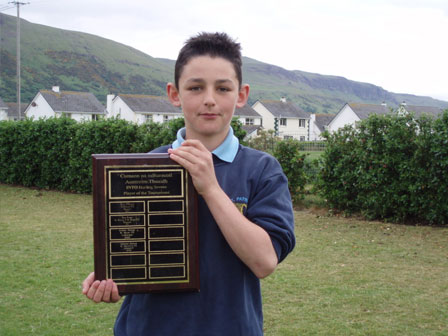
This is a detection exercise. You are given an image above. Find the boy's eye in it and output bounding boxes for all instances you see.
[188,86,202,91]
[217,87,231,92]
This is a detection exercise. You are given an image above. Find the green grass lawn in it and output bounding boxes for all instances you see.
[1,184,447,335]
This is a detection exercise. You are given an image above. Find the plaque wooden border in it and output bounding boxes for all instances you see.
[92,153,199,294]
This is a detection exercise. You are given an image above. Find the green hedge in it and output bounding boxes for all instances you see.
[273,139,307,202]
[317,111,448,225]
[0,118,174,193]
[0,117,249,194]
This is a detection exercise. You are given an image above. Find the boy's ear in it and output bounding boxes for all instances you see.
[167,83,181,107]
[236,84,250,108]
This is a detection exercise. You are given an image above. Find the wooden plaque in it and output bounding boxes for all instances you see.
[92,153,199,294]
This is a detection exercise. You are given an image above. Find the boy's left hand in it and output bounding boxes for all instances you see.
[168,140,219,197]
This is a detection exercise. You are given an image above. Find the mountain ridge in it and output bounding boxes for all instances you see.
[1,13,447,114]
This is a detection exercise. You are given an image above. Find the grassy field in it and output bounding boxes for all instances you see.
[1,184,447,335]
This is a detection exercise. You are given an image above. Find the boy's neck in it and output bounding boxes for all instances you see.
[185,129,228,152]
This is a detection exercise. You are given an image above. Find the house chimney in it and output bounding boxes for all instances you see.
[280,97,286,103]
[52,86,60,93]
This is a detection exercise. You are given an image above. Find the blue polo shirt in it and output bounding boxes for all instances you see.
[114,127,295,336]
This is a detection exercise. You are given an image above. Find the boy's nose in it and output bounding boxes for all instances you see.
[203,89,216,107]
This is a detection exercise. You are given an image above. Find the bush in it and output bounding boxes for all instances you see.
[246,129,279,155]
[273,139,308,202]
[66,118,140,193]
[0,117,77,189]
[316,111,448,225]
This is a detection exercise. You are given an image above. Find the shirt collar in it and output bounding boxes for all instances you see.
[172,127,239,163]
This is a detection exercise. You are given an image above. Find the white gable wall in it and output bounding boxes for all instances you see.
[109,97,136,122]
[26,93,55,119]
[309,114,323,141]
[252,102,274,129]
[327,105,360,133]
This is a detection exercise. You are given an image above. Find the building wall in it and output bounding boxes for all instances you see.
[328,105,360,133]
[136,113,182,125]
[309,114,323,141]
[0,110,7,121]
[252,102,274,130]
[109,97,137,123]
[69,113,95,122]
[237,116,262,126]
[26,94,55,119]
[279,118,309,140]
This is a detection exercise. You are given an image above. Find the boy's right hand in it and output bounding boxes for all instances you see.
[82,272,121,303]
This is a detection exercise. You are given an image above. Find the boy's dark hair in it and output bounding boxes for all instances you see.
[174,32,243,89]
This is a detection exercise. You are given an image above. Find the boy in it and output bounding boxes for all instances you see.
[83,32,295,335]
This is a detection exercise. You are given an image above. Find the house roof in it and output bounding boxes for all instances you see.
[234,104,261,117]
[402,105,444,118]
[348,103,390,120]
[314,113,335,132]
[242,124,262,135]
[40,90,105,114]
[0,97,8,109]
[258,100,309,118]
[6,103,27,119]
[118,94,181,114]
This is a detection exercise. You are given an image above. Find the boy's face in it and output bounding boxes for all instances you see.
[167,55,249,144]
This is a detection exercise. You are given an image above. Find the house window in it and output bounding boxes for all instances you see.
[163,115,170,123]
[145,114,153,123]
[280,118,287,126]
[300,136,306,141]
[299,119,306,128]
[92,114,99,121]
[284,135,293,140]
[62,113,71,119]
[245,118,254,125]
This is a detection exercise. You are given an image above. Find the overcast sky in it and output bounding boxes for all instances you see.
[2,0,447,101]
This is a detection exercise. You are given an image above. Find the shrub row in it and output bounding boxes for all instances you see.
[0,117,311,201]
[316,111,448,225]
[0,117,182,193]
[0,117,252,194]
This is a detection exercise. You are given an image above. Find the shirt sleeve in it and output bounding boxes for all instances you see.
[246,159,296,263]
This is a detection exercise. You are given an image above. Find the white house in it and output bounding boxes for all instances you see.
[327,102,390,133]
[233,104,263,139]
[0,97,8,121]
[309,113,335,141]
[25,86,106,121]
[252,97,310,140]
[107,94,182,124]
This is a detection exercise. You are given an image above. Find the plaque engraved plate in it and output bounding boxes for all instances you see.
[92,153,199,294]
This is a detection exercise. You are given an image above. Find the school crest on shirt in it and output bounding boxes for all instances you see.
[232,196,248,215]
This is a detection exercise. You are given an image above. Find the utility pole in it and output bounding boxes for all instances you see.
[9,1,29,120]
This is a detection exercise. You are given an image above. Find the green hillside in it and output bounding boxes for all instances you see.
[1,13,447,113]
[0,13,172,103]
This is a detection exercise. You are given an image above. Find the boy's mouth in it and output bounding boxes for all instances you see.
[199,113,219,119]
